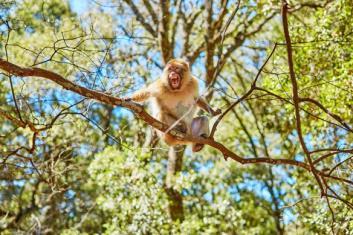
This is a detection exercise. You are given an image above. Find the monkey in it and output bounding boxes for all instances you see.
[125,58,220,152]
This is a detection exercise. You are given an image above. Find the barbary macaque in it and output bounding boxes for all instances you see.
[125,58,220,152]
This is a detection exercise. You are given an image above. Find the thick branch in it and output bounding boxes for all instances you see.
[0,57,313,171]
[158,0,172,63]
[123,0,158,37]
[142,0,159,25]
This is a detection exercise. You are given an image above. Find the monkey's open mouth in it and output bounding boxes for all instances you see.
[169,74,181,89]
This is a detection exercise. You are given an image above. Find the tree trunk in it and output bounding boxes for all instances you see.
[101,105,113,145]
[165,145,185,221]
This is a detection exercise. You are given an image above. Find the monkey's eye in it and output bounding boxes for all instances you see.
[176,67,183,73]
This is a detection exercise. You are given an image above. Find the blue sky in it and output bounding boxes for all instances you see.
[70,0,89,14]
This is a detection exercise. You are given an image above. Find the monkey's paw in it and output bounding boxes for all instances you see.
[123,98,132,102]
[192,134,207,152]
[192,143,204,152]
[175,123,187,133]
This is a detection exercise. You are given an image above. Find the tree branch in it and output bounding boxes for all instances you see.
[281,1,325,193]
[0,57,315,171]
[123,0,158,37]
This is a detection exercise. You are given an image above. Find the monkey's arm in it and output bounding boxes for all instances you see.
[125,86,152,102]
[196,98,221,116]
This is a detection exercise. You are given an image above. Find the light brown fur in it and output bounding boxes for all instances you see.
[127,58,220,151]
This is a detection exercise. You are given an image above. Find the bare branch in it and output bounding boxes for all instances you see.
[142,0,159,25]
[299,97,352,132]
[281,0,324,194]
[123,0,158,37]
[210,43,278,137]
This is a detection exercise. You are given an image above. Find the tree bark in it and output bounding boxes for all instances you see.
[165,145,185,221]
[101,105,113,145]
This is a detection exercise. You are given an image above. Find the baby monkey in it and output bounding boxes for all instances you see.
[126,58,220,152]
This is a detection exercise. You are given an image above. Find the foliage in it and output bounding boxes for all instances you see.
[0,0,352,234]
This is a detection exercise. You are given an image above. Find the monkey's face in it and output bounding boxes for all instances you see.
[167,64,183,89]
[164,59,190,91]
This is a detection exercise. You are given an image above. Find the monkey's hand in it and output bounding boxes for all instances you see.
[122,98,132,102]
[211,108,222,117]
[127,89,151,103]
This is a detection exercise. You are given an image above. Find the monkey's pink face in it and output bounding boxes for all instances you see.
[166,64,186,90]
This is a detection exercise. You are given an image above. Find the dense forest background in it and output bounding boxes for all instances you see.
[0,0,352,234]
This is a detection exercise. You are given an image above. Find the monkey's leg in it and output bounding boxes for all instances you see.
[191,116,209,152]
[158,113,188,146]
[165,119,189,146]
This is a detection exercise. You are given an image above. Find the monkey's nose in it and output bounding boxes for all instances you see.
[170,71,179,79]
